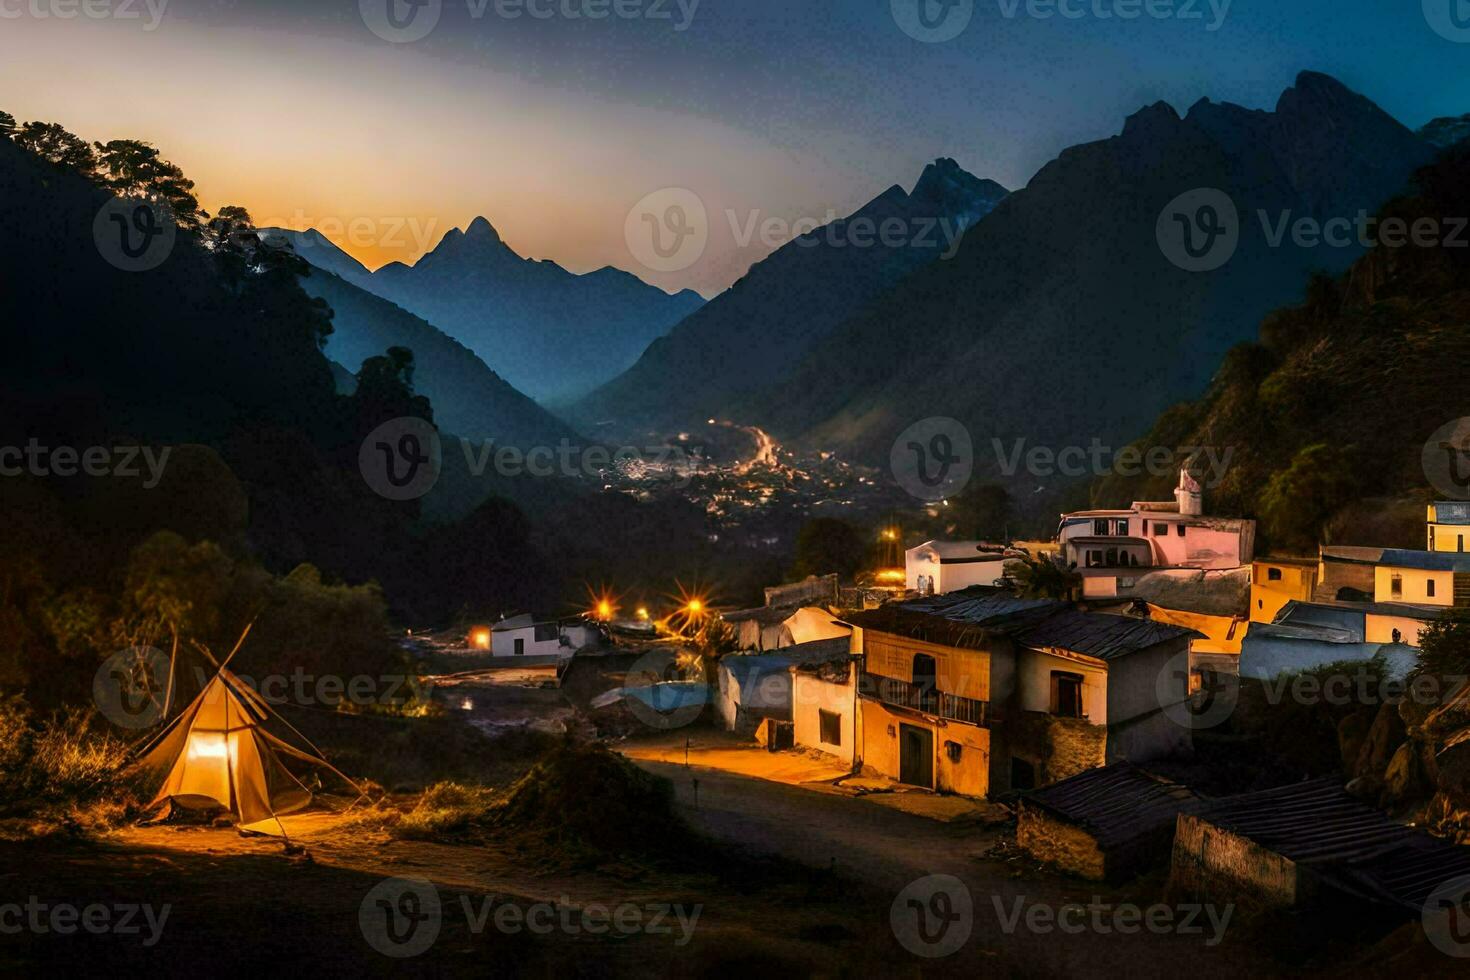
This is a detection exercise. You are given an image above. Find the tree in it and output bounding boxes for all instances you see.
[790,518,865,581]
[13,121,97,176]
[1257,443,1357,553]
[93,139,201,227]
[954,482,1012,541]
[1417,609,1470,679]
[1003,553,1080,600]
[0,111,14,141]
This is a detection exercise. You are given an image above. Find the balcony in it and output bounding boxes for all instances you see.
[861,672,989,727]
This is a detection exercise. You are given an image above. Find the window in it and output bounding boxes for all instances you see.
[1115,519,1130,536]
[1105,548,1118,567]
[1153,523,1167,536]
[1093,518,1109,535]
[1460,535,1466,553]
[1391,574,1403,598]
[1428,579,1437,598]
[819,710,842,746]
[1176,524,1186,537]
[1052,672,1084,719]
[1267,567,1283,582]
[1087,550,1103,567]
[513,638,525,656]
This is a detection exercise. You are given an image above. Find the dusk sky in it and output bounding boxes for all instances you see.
[2,0,1466,296]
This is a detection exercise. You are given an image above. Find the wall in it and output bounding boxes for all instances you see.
[791,668,855,765]
[1104,640,1192,763]
[858,699,991,797]
[1365,612,1434,645]
[1374,565,1453,606]
[1170,814,1304,909]
[1016,647,1109,724]
[864,634,991,703]
[1429,522,1469,554]
[1249,561,1316,623]
[491,626,565,658]
[938,559,1010,594]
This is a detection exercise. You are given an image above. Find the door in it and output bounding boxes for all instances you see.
[898,724,934,788]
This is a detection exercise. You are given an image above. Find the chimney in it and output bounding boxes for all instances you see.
[1175,467,1203,517]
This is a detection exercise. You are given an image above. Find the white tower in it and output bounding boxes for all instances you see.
[1175,467,1203,517]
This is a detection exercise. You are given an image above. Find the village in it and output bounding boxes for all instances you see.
[388,467,1470,968]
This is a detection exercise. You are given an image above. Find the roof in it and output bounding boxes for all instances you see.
[847,587,1197,661]
[1320,546,1386,565]
[720,638,851,683]
[1024,763,1198,849]
[1255,555,1320,568]
[1378,548,1470,573]
[1187,779,1470,910]
[1115,567,1250,618]
[1431,501,1470,525]
[1019,609,1199,661]
[908,540,1013,563]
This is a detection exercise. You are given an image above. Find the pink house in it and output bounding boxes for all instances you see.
[1058,470,1256,599]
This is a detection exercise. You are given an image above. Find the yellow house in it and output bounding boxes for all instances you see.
[1428,502,1470,554]
[1373,549,1470,607]
[1250,558,1319,623]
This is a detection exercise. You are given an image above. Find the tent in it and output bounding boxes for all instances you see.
[130,664,359,836]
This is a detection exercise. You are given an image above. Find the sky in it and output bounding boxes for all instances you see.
[1,0,1466,296]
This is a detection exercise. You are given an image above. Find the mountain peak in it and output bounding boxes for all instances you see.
[910,158,1009,226]
[464,216,502,243]
[1122,101,1182,139]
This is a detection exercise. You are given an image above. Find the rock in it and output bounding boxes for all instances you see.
[1337,711,1372,774]
[1381,742,1426,807]
[1355,701,1407,780]
[1436,739,1470,795]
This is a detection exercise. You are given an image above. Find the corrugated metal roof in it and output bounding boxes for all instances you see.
[1189,778,1470,910]
[1019,609,1200,661]
[1025,763,1198,849]
[1431,501,1470,525]
[1378,549,1470,573]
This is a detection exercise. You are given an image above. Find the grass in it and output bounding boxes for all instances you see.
[0,696,138,839]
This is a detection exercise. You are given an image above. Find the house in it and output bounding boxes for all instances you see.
[1427,500,1470,553]
[723,604,849,652]
[1132,602,1245,690]
[1237,600,1432,681]
[845,588,1198,798]
[1058,469,1255,600]
[904,540,1017,595]
[715,638,851,737]
[1016,763,1199,882]
[490,614,601,658]
[1373,549,1470,607]
[1170,779,1470,912]
[789,652,859,766]
[1249,557,1319,623]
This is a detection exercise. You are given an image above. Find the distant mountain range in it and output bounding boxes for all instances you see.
[583,72,1437,471]
[570,158,1009,433]
[270,222,703,404]
[1420,113,1470,148]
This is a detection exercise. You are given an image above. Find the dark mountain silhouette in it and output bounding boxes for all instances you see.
[1421,113,1470,149]
[746,72,1436,467]
[571,158,1008,433]
[264,242,583,447]
[286,219,704,404]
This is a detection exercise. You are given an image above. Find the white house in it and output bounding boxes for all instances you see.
[1058,469,1256,600]
[490,614,601,658]
[905,541,1016,595]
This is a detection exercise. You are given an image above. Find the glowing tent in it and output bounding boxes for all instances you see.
[131,665,358,836]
